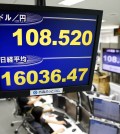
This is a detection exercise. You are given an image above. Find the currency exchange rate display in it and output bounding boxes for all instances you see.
[103,48,120,74]
[0,4,102,97]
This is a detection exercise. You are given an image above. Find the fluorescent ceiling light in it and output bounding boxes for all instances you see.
[59,0,85,6]
[101,30,112,33]
[101,25,119,30]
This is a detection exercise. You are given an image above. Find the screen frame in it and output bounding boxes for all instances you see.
[93,97,120,123]
[0,4,103,98]
[102,48,120,74]
[88,118,119,134]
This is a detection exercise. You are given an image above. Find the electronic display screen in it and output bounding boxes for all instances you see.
[53,95,66,111]
[0,4,102,97]
[79,106,91,133]
[102,48,120,74]
[89,119,118,134]
[65,99,77,121]
[93,98,120,123]
[80,92,92,113]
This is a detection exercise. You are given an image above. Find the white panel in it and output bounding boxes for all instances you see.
[15,0,35,5]
[100,30,118,44]
[110,82,120,101]
[0,0,35,5]
[0,0,15,4]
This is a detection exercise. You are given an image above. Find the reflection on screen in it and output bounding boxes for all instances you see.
[65,99,77,121]
[79,106,91,132]
[89,119,118,134]
[94,98,120,122]
[65,92,79,102]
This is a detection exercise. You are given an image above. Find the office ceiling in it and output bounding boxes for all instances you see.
[48,0,120,27]
[0,0,119,28]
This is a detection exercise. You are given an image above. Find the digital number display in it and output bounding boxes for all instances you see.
[0,4,102,96]
[103,49,120,73]
[2,68,88,86]
[13,29,93,46]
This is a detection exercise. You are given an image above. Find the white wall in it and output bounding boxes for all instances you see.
[0,0,35,5]
[100,32,118,44]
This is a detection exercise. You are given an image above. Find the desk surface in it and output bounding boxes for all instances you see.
[43,114,86,134]
[33,95,53,111]
[33,95,86,134]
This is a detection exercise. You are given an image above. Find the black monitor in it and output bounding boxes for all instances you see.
[89,119,118,134]
[53,94,66,111]
[93,98,120,123]
[0,4,102,98]
[114,28,120,36]
[80,92,92,113]
[79,106,91,133]
[65,99,77,121]
[102,48,120,74]
[65,92,79,102]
